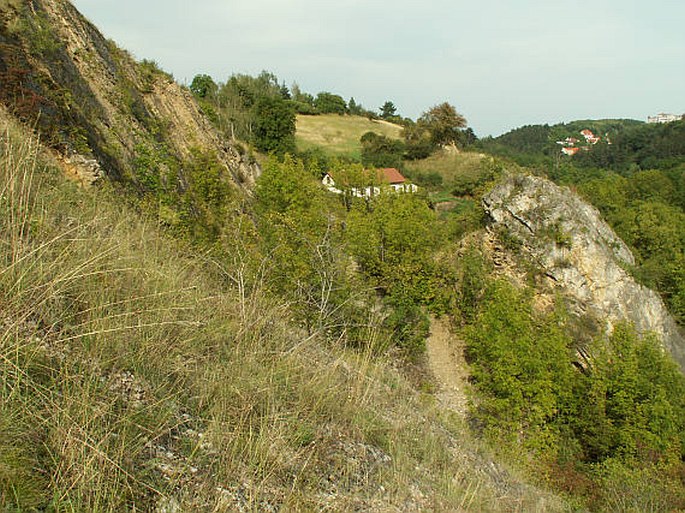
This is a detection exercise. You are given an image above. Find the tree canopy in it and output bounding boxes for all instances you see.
[188,70,296,153]
[418,102,467,147]
[360,131,405,169]
[314,92,347,115]
[380,101,398,119]
[189,74,217,99]
[252,96,296,154]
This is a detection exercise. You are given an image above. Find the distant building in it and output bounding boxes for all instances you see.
[556,137,578,147]
[378,168,419,193]
[562,147,580,156]
[580,129,600,145]
[647,113,683,124]
[322,168,417,198]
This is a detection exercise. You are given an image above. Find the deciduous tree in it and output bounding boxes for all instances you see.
[252,96,296,154]
[254,157,352,331]
[418,102,467,147]
[314,92,347,114]
[360,131,405,169]
[189,74,217,99]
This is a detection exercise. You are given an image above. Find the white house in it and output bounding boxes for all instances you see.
[322,168,417,198]
[379,168,419,193]
[580,129,600,145]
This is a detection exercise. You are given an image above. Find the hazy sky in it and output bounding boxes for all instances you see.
[70,0,684,136]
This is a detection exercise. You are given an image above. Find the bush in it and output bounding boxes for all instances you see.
[383,293,430,356]
[314,92,347,114]
[463,270,685,508]
[465,281,575,448]
[592,459,685,512]
[360,131,405,169]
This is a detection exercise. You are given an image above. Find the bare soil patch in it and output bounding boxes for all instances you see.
[425,316,469,415]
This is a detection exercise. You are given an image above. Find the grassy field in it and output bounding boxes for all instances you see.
[405,150,490,192]
[296,114,403,159]
[401,150,504,227]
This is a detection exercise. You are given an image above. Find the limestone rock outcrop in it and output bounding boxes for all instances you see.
[483,174,685,371]
[0,0,260,188]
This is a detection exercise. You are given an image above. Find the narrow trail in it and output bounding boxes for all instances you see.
[425,316,469,415]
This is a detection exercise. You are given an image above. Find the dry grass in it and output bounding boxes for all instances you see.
[0,110,571,511]
[296,114,403,159]
[0,0,21,10]
[405,150,490,190]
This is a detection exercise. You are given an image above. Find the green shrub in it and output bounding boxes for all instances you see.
[463,272,685,509]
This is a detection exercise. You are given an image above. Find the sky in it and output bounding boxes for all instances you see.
[70,0,684,137]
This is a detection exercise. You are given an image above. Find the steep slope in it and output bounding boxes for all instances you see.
[0,2,583,511]
[483,173,685,370]
[426,316,469,415]
[0,0,258,187]
[0,104,574,513]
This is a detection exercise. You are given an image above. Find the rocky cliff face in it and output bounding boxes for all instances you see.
[483,174,685,371]
[0,0,258,187]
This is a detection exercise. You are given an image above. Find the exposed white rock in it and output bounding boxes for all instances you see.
[483,174,685,371]
[64,153,103,185]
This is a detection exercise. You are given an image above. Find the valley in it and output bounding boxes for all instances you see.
[1,1,684,511]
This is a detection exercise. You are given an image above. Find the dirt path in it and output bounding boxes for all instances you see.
[425,316,469,415]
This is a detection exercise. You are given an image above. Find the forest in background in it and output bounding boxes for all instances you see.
[477,119,685,323]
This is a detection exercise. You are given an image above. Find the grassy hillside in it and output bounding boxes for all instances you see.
[405,150,490,191]
[402,150,507,227]
[0,107,571,512]
[3,2,684,510]
[296,114,403,159]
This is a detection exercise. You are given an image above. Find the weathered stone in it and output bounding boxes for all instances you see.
[483,173,685,371]
[63,153,102,185]
[2,0,261,189]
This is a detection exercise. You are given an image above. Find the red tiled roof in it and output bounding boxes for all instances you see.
[378,168,407,184]
[325,168,408,186]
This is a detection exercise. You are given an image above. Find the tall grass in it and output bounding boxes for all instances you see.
[0,113,571,511]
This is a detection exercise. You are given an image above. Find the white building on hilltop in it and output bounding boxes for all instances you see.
[647,113,683,124]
